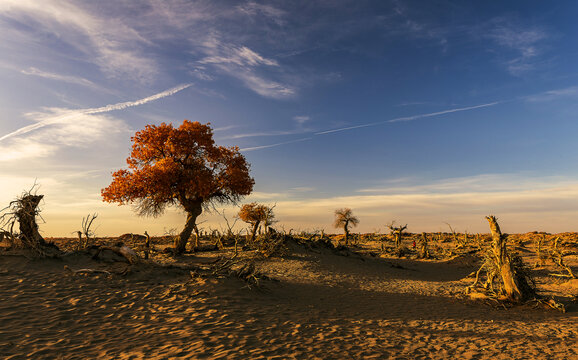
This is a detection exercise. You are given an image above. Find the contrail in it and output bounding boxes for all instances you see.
[315,101,501,135]
[240,137,313,152]
[0,83,192,142]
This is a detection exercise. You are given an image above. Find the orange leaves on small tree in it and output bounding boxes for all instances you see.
[238,203,275,241]
[102,120,254,254]
[333,208,359,246]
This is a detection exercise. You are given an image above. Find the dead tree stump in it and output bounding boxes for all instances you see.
[16,194,47,248]
[470,216,535,302]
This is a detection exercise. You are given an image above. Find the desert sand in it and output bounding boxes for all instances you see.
[0,234,577,359]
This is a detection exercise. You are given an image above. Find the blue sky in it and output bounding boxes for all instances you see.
[2,0,578,236]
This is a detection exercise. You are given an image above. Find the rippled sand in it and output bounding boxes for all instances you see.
[0,240,576,359]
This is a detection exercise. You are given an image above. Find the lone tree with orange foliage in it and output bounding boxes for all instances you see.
[333,208,359,246]
[238,203,275,241]
[101,120,254,255]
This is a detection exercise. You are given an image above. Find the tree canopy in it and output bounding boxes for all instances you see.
[333,208,359,245]
[238,202,275,240]
[102,120,254,253]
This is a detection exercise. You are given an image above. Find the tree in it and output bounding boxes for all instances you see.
[333,208,359,245]
[238,203,276,241]
[387,222,408,249]
[101,120,254,255]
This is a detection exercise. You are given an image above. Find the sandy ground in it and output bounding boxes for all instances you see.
[0,237,577,359]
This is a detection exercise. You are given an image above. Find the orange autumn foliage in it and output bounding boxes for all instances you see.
[101,120,254,218]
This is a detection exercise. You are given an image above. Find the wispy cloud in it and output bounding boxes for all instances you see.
[237,2,287,25]
[245,174,578,233]
[0,0,156,82]
[197,35,295,99]
[0,84,191,162]
[315,101,501,135]
[294,115,310,125]
[199,45,278,67]
[483,18,549,76]
[0,84,191,142]
[525,86,578,102]
[21,67,98,88]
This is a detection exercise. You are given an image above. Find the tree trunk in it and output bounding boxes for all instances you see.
[16,195,47,248]
[486,216,523,301]
[174,201,203,255]
[250,221,260,242]
[344,222,350,246]
[193,225,200,249]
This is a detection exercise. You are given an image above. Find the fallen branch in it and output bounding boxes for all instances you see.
[64,265,111,275]
[92,243,140,264]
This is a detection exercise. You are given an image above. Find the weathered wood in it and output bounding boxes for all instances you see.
[144,231,151,260]
[388,224,408,249]
[486,216,523,301]
[93,244,140,264]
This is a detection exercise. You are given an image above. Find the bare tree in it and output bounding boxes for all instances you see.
[79,213,98,249]
[418,232,430,259]
[469,216,535,302]
[387,222,408,248]
[333,208,359,246]
[0,186,58,257]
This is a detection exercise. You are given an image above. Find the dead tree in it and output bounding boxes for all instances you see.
[388,223,407,248]
[469,216,535,302]
[92,242,140,264]
[534,235,548,268]
[144,231,151,260]
[0,189,59,257]
[79,213,98,248]
[418,232,430,259]
[548,236,576,278]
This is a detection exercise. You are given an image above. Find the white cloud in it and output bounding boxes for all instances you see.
[294,115,310,124]
[0,84,191,162]
[234,72,294,98]
[200,45,278,67]
[237,2,286,25]
[525,86,578,102]
[244,174,578,233]
[0,84,191,143]
[484,19,549,76]
[198,36,295,99]
[21,67,97,88]
[0,0,156,82]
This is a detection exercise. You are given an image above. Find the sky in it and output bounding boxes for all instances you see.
[2,0,578,236]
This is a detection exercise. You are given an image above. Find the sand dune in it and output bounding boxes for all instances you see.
[0,237,576,359]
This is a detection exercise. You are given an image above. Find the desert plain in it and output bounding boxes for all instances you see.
[0,230,577,360]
